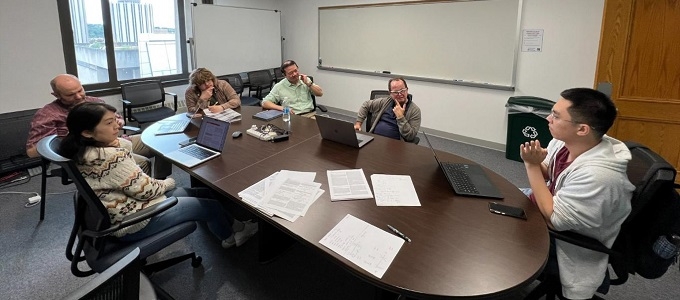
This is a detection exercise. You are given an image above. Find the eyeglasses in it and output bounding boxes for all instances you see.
[547,112,579,123]
[389,88,407,95]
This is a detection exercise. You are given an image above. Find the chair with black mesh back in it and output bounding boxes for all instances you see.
[218,74,260,106]
[120,80,177,130]
[59,248,161,300]
[246,70,273,99]
[365,90,418,144]
[36,135,202,296]
[525,141,678,300]
[307,76,327,114]
[272,67,285,85]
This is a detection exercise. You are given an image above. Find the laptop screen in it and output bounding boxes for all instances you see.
[196,117,229,152]
[422,132,442,165]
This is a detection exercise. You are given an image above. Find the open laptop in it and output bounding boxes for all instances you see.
[316,115,374,148]
[164,117,229,168]
[154,118,191,135]
[422,132,504,199]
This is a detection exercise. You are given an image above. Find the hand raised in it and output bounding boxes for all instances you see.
[520,140,547,165]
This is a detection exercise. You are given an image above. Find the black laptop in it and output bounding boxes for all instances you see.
[422,132,504,199]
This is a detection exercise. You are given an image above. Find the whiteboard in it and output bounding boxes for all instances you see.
[193,4,282,75]
[318,0,522,89]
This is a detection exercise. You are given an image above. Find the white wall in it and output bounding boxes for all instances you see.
[282,0,605,148]
[0,0,603,149]
[0,0,65,112]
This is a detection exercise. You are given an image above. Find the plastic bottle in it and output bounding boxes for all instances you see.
[282,97,290,122]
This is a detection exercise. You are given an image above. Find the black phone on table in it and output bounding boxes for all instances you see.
[489,202,527,220]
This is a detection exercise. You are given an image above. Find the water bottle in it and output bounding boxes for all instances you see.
[282,97,290,122]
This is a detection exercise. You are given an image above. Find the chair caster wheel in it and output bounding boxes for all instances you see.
[192,256,202,268]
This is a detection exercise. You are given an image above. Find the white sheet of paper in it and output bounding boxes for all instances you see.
[261,177,322,216]
[371,174,421,206]
[327,169,374,201]
[319,214,404,278]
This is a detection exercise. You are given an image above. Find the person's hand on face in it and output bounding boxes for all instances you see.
[393,101,405,119]
[200,86,214,101]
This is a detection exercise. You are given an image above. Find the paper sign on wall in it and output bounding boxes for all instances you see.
[522,29,544,52]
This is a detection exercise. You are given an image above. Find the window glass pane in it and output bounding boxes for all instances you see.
[110,0,181,80]
[70,0,110,84]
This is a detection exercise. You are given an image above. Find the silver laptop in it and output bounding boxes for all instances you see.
[154,118,190,135]
[316,115,374,148]
[164,117,229,168]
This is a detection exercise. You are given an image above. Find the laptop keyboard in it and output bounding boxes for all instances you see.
[179,145,214,160]
[441,163,480,195]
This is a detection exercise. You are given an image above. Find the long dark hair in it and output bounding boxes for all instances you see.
[59,102,117,160]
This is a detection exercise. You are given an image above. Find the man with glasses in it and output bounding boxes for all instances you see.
[520,88,634,299]
[262,60,323,118]
[353,77,421,142]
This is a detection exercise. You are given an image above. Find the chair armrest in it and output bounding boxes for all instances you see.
[81,197,179,238]
[316,104,328,112]
[165,92,178,111]
[120,99,131,106]
[549,229,616,256]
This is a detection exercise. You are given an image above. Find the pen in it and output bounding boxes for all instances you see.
[387,224,411,243]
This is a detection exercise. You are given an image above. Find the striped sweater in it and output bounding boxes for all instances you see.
[77,138,176,237]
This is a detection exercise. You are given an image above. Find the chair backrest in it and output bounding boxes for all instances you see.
[246,70,273,99]
[36,135,114,277]
[218,74,244,95]
[120,80,166,108]
[60,248,145,300]
[272,67,285,82]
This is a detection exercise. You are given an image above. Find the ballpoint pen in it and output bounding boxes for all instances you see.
[387,224,411,243]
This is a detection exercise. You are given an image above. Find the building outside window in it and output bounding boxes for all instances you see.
[58,0,188,90]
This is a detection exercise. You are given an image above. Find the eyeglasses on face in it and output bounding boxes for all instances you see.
[390,88,407,95]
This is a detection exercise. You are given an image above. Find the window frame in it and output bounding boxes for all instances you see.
[56,0,189,96]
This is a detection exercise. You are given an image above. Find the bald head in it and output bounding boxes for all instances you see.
[51,74,86,107]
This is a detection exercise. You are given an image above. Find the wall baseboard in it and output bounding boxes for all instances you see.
[324,106,506,152]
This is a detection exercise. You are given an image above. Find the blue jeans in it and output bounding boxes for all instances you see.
[118,187,234,242]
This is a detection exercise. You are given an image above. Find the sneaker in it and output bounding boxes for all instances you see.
[222,221,258,249]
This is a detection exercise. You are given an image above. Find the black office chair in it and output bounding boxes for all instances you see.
[246,70,273,99]
[365,90,418,144]
[59,248,162,300]
[272,67,285,83]
[307,76,328,113]
[525,141,678,300]
[218,74,261,106]
[120,80,178,130]
[36,135,201,284]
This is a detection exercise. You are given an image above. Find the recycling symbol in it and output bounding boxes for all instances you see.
[522,126,538,139]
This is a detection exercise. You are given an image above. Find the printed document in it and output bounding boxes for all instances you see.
[327,169,373,201]
[319,214,404,278]
[371,174,421,206]
[203,108,242,122]
[260,177,322,217]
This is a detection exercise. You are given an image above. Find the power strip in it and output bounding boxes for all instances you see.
[246,128,277,141]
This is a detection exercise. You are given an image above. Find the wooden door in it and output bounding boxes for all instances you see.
[595,0,680,182]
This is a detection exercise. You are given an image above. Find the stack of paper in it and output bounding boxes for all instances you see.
[327,169,374,201]
[238,170,325,222]
[204,108,242,123]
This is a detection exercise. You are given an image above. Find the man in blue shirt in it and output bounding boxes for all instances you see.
[354,77,421,142]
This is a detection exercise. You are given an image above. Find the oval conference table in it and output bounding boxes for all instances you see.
[142,106,549,299]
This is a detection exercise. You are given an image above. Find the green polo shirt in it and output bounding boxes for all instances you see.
[263,79,315,114]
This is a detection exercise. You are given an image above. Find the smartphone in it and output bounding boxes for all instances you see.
[489,202,527,220]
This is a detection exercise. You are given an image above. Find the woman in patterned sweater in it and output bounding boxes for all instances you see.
[59,102,257,248]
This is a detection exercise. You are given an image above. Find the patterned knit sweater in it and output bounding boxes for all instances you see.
[77,138,176,237]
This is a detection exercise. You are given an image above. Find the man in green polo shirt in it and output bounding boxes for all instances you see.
[262,60,324,117]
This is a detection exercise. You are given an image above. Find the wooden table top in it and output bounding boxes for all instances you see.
[142,107,549,299]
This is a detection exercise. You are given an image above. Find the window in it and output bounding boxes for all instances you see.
[57,0,188,91]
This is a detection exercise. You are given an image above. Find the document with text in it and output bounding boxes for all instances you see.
[319,214,404,278]
[203,108,242,123]
[327,169,373,201]
[371,174,421,206]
